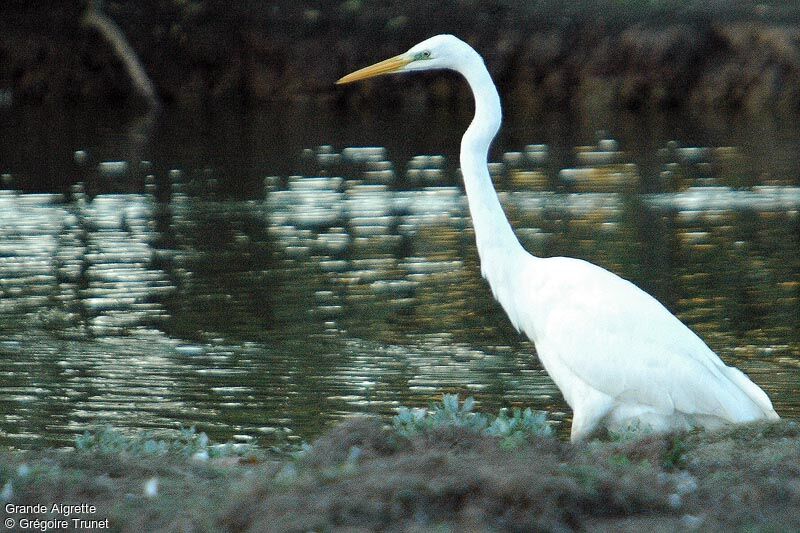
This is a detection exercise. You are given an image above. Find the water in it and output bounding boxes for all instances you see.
[0,103,798,448]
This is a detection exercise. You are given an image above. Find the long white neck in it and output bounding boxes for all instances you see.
[456,52,528,292]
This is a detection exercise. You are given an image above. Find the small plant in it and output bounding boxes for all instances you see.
[608,419,654,442]
[74,426,260,460]
[486,406,554,447]
[394,394,489,437]
[661,435,687,469]
[393,394,553,446]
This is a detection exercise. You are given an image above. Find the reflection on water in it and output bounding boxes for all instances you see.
[0,106,798,448]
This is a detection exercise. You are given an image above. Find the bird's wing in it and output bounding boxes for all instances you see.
[517,257,774,421]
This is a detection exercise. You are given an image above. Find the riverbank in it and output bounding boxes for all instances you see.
[1,398,798,531]
[3,1,800,113]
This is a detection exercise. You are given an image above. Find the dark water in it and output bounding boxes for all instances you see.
[0,103,798,448]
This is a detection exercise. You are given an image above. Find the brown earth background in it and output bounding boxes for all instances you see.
[4,1,800,114]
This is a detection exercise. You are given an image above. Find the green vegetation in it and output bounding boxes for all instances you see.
[0,400,798,531]
[74,425,261,460]
[393,394,553,447]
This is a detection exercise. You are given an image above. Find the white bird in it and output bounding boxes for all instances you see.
[337,34,779,441]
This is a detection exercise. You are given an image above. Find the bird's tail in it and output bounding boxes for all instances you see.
[725,366,780,420]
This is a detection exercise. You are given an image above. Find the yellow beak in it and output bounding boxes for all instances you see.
[336,54,412,85]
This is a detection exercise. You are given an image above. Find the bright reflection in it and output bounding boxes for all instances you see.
[0,138,798,448]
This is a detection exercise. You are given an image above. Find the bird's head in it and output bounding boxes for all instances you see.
[336,34,476,85]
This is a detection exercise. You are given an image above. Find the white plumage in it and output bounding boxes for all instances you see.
[337,34,779,441]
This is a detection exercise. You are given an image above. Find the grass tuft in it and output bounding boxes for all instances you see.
[393,394,553,447]
[74,425,261,460]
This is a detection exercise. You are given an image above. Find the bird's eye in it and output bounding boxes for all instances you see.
[422,50,431,58]
[415,50,432,61]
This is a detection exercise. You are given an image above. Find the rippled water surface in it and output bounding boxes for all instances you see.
[0,104,798,448]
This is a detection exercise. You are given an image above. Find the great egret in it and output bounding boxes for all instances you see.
[337,34,779,441]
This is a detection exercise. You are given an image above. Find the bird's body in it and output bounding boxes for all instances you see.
[500,255,777,439]
[337,34,779,441]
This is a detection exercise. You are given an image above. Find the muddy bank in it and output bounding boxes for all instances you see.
[1,417,799,531]
[4,1,800,113]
